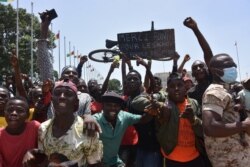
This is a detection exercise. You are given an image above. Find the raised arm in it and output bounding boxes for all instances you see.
[77,55,88,78]
[178,54,190,74]
[172,52,180,73]
[10,51,27,98]
[101,59,119,95]
[36,11,54,82]
[21,73,33,92]
[184,17,213,68]
[134,55,155,93]
[143,59,152,92]
[121,54,133,95]
[121,56,126,93]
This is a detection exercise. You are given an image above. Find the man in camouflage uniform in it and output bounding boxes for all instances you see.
[202,54,250,167]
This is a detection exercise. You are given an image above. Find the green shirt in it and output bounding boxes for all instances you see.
[93,111,141,166]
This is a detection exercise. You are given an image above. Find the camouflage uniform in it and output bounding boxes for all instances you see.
[202,83,250,167]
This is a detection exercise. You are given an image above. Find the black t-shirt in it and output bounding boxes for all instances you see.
[187,73,213,106]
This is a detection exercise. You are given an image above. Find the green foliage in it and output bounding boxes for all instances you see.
[53,70,59,80]
[108,79,122,93]
[0,4,56,79]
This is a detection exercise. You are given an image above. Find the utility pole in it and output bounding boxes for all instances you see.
[235,41,241,81]
[30,2,34,81]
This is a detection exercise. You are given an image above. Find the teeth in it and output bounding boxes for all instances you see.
[9,116,18,121]
[59,103,66,107]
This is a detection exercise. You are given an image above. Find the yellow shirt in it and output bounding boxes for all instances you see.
[0,117,7,128]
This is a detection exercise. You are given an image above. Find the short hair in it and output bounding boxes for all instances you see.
[154,76,162,85]
[78,78,87,86]
[0,86,10,98]
[61,66,77,76]
[6,96,29,113]
[127,70,142,81]
[88,79,98,87]
[167,72,183,85]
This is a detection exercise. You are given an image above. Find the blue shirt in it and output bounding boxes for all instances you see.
[93,111,141,166]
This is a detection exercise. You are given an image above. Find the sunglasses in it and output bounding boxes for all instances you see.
[192,64,205,70]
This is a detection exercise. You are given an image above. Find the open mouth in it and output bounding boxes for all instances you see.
[109,112,117,117]
[58,102,66,107]
[8,115,19,121]
[174,92,181,98]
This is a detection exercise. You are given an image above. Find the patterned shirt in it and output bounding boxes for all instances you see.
[77,92,92,116]
[202,83,250,167]
[38,116,103,166]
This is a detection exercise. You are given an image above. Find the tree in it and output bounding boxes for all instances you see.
[53,70,59,81]
[108,79,122,92]
[0,4,56,79]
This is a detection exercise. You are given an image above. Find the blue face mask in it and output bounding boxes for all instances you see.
[220,67,237,83]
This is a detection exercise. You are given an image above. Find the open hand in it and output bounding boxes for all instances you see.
[83,114,102,137]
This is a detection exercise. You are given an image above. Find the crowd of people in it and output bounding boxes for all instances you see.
[0,10,250,167]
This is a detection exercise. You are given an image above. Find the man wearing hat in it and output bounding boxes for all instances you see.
[23,80,103,167]
[93,91,151,167]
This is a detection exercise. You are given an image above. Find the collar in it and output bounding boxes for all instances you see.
[100,111,122,125]
[211,83,231,91]
[222,83,231,90]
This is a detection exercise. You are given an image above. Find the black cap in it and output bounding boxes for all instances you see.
[102,91,124,105]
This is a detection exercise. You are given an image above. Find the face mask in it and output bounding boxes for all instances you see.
[220,67,237,83]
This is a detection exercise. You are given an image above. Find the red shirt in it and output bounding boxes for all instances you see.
[90,101,103,114]
[121,126,138,145]
[121,95,138,145]
[0,121,40,167]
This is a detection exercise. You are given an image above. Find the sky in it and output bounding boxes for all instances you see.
[5,0,250,83]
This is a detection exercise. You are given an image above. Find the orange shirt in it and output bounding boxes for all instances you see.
[161,98,199,162]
